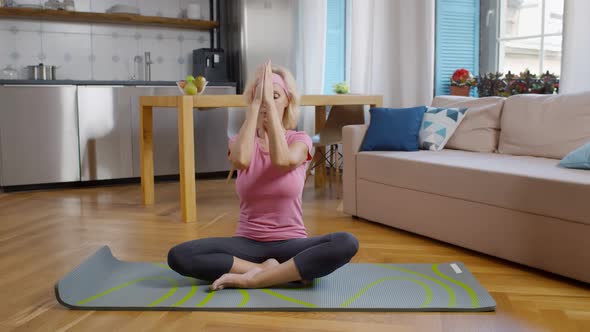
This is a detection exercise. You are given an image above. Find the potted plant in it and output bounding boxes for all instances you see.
[450,68,477,96]
[333,81,350,94]
[475,70,559,97]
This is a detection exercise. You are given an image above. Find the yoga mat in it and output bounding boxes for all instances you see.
[55,246,495,311]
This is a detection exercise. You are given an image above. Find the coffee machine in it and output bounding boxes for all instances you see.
[192,48,229,82]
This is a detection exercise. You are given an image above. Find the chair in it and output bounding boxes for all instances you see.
[306,105,365,181]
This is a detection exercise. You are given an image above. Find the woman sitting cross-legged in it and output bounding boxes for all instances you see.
[167,60,359,290]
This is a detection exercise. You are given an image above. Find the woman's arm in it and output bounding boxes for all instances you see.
[228,108,258,170]
[228,66,265,169]
[263,63,309,171]
[266,106,308,171]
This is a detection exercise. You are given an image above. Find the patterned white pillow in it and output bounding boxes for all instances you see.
[419,107,468,151]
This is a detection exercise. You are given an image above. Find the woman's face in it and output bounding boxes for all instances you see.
[258,82,289,132]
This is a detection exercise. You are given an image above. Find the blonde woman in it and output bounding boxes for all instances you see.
[167,60,359,290]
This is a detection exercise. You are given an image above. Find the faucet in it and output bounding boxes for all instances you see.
[144,51,153,81]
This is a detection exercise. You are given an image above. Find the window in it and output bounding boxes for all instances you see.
[498,0,564,75]
[324,0,346,94]
[434,0,480,96]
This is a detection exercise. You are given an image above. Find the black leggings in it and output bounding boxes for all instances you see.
[167,232,359,281]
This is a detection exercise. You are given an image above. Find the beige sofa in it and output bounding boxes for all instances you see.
[343,92,590,283]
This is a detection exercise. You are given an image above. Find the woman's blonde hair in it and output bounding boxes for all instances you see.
[243,65,300,130]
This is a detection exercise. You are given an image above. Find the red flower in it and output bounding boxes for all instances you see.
[452,68,470,82]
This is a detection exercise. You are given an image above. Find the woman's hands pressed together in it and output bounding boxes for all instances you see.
[250,63,265,115]
[231,59,307,171]
[262,60,277,113]
[228,62,268,170]
[255,60,280,134]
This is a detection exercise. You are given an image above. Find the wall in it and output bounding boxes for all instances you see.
[0,0,211,81]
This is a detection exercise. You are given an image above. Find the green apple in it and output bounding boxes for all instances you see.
[195,75,207,92]
[184,81,197,95]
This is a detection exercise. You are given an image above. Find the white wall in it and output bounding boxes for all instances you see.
[0,0,211,81]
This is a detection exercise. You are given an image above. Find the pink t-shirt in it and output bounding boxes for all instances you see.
[229,130,312,242]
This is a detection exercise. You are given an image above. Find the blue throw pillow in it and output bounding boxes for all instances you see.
[360,106,426,152]
[559,141,590,170]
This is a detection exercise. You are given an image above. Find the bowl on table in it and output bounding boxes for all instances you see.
[176,80,208,95]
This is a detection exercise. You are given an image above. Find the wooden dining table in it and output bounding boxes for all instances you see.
[139,94,383,222]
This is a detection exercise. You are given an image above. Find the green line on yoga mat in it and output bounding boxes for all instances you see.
[237,290,250,307]
[149,278,178,307]
[377,264,456,307]
[260,289,317,308]
[173,280,198,307]
[76,276,177,306]
[197,290,216,307]
[432,264,479,307]
[340,277,433,308]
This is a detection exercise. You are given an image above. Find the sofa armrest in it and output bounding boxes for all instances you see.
[343,124,368,216]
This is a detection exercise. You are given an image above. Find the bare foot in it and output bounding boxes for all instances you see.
[211,267,262,291]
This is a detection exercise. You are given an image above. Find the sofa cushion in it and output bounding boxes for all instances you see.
[356,150,590,224]
[431,96,504,153]
[499,92,590,159]
[360,106,426,152]
[418,107,467,151]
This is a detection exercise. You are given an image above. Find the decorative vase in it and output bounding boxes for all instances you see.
[450,85,470,96]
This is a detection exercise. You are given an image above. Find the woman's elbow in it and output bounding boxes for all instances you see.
[271,158,297,171]
[230,155,251,170]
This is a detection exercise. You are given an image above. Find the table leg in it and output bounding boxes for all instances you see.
[140,103,154,205]
[177,96,197,223]
[314,105,327,188]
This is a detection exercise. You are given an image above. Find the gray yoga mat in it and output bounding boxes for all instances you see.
[55,246,496,311]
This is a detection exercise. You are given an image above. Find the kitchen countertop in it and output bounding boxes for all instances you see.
[0,80,237,87]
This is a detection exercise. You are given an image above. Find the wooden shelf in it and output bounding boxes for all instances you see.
[0,7,218,31]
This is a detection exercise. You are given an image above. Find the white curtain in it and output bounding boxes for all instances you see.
[295,0,327,135]
[349,0,435,108]
[560,0,590,94]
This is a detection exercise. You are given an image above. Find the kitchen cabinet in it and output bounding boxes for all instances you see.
[0,83,238,188]
[81,85,238,181]
[0,85,80,186]
[77,86,135,181]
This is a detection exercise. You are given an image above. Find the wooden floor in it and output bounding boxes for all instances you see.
[1,176,590,332]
